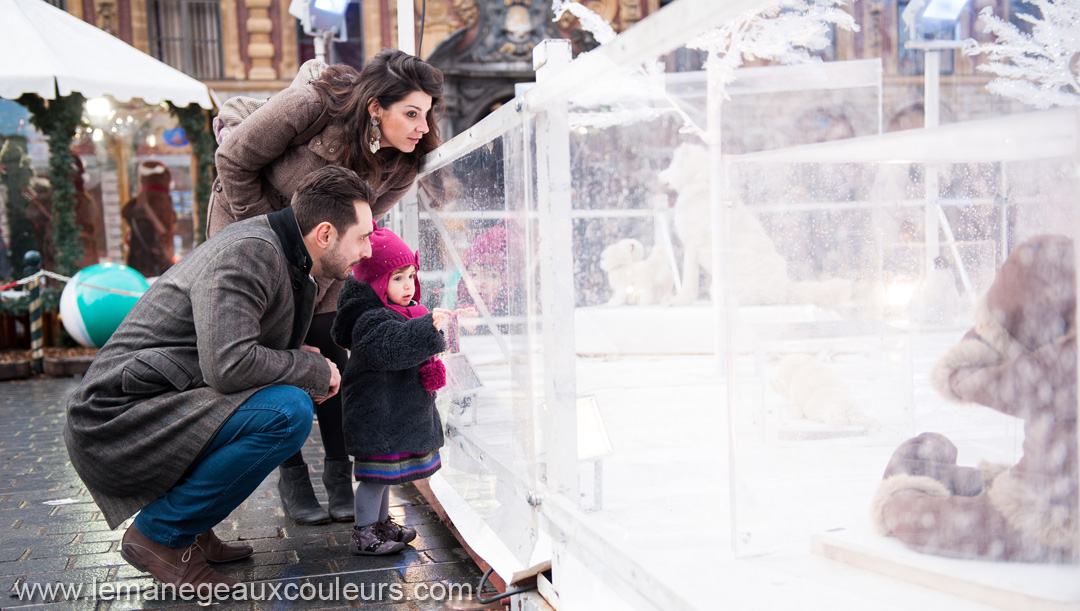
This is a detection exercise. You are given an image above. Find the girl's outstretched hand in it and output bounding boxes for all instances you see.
[432,308,452,331]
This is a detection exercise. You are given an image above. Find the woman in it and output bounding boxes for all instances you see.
[208,49,444,525]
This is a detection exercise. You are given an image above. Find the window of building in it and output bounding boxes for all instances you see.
[148,0,224,80]
[1008,0,1040,35]
[43,0,66,9]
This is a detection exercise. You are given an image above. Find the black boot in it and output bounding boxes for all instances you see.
[277,464,331,525]
[322,459,355,522]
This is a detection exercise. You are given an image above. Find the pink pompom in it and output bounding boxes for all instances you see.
[420,359,446,392]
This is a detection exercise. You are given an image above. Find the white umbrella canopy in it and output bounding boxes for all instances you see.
[0,0,214,108]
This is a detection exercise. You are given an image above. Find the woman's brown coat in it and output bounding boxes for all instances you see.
[208,63,417,312]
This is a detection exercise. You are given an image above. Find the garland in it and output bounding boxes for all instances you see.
[169,103,217,244]
[17,92,86,277]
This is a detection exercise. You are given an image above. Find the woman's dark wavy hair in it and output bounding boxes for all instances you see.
[312,49,444,188]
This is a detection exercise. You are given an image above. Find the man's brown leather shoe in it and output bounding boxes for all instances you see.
[120,524,239,589]
[194,529,254,563]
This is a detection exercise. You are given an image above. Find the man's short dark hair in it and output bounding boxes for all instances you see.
[292,166,375,235]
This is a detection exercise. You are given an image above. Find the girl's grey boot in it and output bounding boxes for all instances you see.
[277,464,331,525]
[322,459,356,522]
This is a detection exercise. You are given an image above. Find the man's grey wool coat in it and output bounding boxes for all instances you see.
[64,210,330,528]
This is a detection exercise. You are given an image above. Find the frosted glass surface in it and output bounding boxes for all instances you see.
[403,25,1080,605]
[414,123,544,570]
[724,114,1078,557]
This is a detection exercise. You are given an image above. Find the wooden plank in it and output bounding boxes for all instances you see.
[812,532,1080,611]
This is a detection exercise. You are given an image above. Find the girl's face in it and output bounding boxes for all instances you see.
[386,265,417,306]
[369,91,433,153]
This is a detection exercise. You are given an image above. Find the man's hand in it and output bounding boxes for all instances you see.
[303,346,339,404]
[316,357,341,404]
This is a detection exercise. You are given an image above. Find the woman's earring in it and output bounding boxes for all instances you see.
[369,116,382,154]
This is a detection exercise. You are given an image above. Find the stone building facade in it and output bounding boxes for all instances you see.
[55,0,1038,134]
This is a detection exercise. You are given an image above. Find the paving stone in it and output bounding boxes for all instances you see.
[0,545,27,562]
[247,535,329,554]
[44,520,117,534]
[245,550,296,567]
[72,551,127,569]
[50,502,102,515]
[330,551,428,574]
[422,548,471,564]
[8,569,112,604]
[79,529,126,543]
[407,534,461,552]
[0,556,69,576]
[295,545,341,564]
[234,526,281,541]
[250,560,335,582]
[397,561,483,584]
[0,378,488,611]
[410,524,446,538]
[279,522,344,539]
[29,541,114,559]
[106,594,252,611]
[112,564,147,580]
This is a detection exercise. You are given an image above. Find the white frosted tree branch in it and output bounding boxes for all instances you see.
[688,0,859,102]
[552,0,618,45]
[963,1,1080,108]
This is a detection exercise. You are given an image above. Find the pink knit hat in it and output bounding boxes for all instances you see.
[352,225,421,306]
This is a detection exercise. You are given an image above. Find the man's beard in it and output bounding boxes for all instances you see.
[318,244,355,280]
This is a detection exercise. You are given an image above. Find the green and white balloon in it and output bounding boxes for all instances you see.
[60,263,148,348]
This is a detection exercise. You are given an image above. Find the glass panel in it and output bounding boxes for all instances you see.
[414,122,544,572]
[408,2,1080,606]
[725,111,1079,563]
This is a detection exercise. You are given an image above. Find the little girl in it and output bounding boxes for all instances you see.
[332,226,453,555]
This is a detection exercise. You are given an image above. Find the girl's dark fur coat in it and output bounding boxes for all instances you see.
[332,277,446,457]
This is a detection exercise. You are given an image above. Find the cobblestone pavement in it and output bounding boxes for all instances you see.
[0,377,498,611]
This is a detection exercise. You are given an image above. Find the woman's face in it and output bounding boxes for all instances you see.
[370,91,433,153]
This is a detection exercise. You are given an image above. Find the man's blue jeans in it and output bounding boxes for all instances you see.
[133,385,313,547]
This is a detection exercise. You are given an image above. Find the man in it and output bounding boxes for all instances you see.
[64,166,375,590]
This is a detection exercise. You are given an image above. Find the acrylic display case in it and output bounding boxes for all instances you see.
[389,1,1080,608]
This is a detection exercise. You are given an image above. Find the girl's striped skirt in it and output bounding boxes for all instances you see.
[353,450,441,485]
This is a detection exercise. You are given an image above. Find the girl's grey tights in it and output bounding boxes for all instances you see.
[354,482,389,526]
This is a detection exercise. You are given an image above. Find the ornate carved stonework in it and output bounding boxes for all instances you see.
[556,0,641,35]
[583,0,617,22]
[424,0,460,45]
[454,0,558,64]
[94,0,118,37]
[246,0,277,80]
[427,0,559,134]
[453,0,479,29]
[618,0,642,23]
[426,0,653,135]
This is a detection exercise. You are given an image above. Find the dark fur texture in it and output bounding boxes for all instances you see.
[333,278,446,457]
